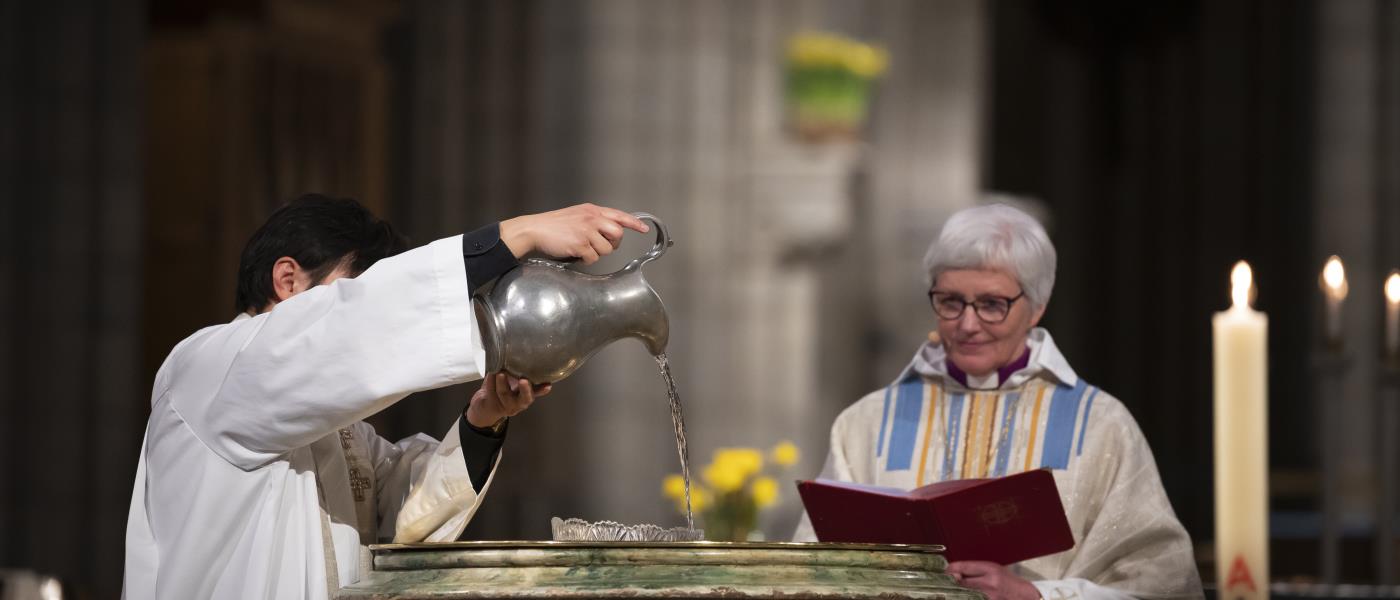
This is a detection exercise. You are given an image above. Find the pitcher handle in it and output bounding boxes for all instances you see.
[618,212,672,274]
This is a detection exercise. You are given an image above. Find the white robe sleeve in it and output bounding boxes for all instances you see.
[1031,578,1135,600]
[792,402,864,542]
[355,420,498,543]
[170,236,486,470]
[1023,397,1204,599]
[121,432,158,600]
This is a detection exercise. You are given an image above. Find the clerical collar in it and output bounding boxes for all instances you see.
[945,346,1031,389]
[898,328,1080,390]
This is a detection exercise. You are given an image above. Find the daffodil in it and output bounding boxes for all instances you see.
[788,32,846,67]
[676,483,710,514]
[845,44,889,78]
[787,33,826,65]
[703,461,746,493]
[714,447,763,477]
[662,474,687,500]
[689,486,714,513]
[770,441,799,467]
[751,476,779,508]
[786,31,889,84]
[663,441,807,540]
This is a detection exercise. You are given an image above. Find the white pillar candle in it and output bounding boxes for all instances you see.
[1386,271,1400,361]
[1214,261,1269,599]
[1321,256,1347,349]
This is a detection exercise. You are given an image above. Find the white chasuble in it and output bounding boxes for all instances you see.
[123,235,494,600]
[794,329,1203,600]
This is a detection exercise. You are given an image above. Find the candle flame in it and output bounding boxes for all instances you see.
[1387,271,1400,304]
[1231,261,1254,309]
[1322,256,1348,299]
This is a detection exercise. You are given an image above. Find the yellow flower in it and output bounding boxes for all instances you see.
[703,461,746,493]
[788,32,843,66]
[751,476,779,508]
[662,474,687,500]
[687,486,714,513]
[845,44,889,78]
[714,447,763,478]
[787,31,889,78]
[673,484,709,514]
[787,33,821,65]
[770,441,800,467]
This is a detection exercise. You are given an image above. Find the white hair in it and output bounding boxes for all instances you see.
[922,203,1057,308]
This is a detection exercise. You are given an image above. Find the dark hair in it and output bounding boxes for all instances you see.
[235,194,409,313]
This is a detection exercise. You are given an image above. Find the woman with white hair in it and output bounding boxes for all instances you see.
[795,204,1202,600]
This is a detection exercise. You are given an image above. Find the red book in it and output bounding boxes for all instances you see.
[796,469,1074,564]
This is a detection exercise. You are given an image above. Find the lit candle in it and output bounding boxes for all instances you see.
[1321,256,1348,349]
[1386,270,1400,361]
[1214,261,1269,599]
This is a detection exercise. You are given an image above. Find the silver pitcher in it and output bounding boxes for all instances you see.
[472,213,673,383]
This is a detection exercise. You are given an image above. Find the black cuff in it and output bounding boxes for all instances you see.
[463,222,519,295]
[459,413,507,492]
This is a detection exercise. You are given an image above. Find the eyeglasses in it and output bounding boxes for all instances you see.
[927,290,1025,324]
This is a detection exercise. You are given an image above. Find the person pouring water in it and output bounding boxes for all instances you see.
[122,195,649,599]
[793,204,1203,600]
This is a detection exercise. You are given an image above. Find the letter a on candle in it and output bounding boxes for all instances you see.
[1225,554,1257,593]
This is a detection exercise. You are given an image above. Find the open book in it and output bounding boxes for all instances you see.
[796,468,1074,564]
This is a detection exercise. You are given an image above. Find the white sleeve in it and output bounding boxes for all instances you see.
[1032,579,1135,600]
[792,412,859,542]
[121,432,158,600]
[1038,397,1203,599]
[173,235,486,469]
[356,420,495,543]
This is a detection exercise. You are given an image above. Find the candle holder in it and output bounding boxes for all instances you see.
[1312,351,1353,584]
[1378,365,1400,585]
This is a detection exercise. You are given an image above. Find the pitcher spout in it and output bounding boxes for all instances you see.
[633,308,670,357]
[610,267,670,358]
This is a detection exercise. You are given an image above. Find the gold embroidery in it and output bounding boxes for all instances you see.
[916,382,941,486]
[339,428,373,503]
[976,499,1019,526]
[347,467,372,502]
[1022,383,1048,472]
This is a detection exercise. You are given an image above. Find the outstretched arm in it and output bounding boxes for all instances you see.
[175,204,646,470]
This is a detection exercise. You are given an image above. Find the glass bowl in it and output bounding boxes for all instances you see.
[550,517,704,542]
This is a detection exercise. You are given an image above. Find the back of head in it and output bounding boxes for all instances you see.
[234,194,409,313]
[922,203,1057,308]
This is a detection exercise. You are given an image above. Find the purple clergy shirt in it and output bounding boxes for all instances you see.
[944,346,1031,389]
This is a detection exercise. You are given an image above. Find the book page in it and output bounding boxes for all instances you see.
[811,478,909,497]
[908,477,988,498]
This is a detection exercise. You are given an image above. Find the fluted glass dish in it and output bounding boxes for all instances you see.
[551,517,704,542]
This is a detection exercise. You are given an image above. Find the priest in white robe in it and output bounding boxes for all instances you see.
[123,196,648,599]
[794,204,1203,600]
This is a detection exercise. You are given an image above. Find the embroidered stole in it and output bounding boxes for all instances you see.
[875,375,1099,486]
[316,427,380,593]
[337,427,379,544]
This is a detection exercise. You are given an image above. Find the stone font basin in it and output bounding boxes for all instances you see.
[336,541,981,600]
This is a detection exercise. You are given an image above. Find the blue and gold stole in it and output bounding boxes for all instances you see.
[875,374,1099,485]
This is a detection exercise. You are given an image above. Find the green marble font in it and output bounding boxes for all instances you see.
[336,541,983,600]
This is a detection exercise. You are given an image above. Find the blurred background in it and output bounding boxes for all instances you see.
[3,0,1400,596]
